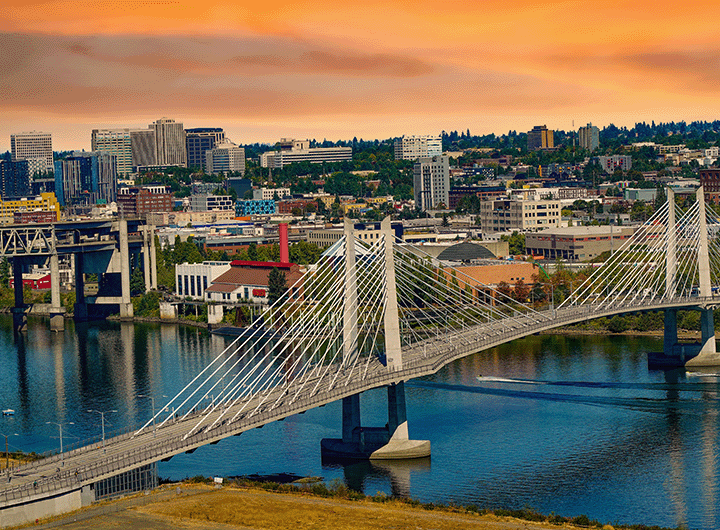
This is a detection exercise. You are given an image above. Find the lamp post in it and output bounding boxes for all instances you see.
[1,432,18,481]
[87,409,116,453]
[45,422,74,466]
[138,395,166,437]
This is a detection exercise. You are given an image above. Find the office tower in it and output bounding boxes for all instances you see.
[130,129,157,167]
[0,159,31,198]
[394,135,442,160]
[205,140,245,175]
[91,129,134,176]
[186,128,225,170]
[152,118,187,167]
[54,151,117,206]
[413,155,450,211]
[10,131,54,175]
[259,138,352,168]
[578,123,600,152]
[527,125,554,151]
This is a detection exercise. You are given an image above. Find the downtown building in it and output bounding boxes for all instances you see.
[578,123,600,152]
[91,129,134,176]
[260,139,352,168]
[527,125,554,151]
[117,186,173,218]
[186,128,225,171]
[0,159,32,199]
[10,131,54,175]
[205,140,246,175]
[394,135,442,160]
[413,155,450,211]
[54,151,118,207]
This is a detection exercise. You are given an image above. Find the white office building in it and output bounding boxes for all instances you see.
[413,155,450,210]
[394,135,442,160]
[176,261,232,300]
[260,138,352,168]
[189,193,234,211]
[206,140,246,175]
[153,118,187,167]
[253,187,291,201]
[10,131,53,175]
[91,129,134,176]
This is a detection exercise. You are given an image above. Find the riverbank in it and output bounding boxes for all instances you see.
[15,481,656,530]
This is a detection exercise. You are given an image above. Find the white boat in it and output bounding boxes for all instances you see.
[2,409,14,416]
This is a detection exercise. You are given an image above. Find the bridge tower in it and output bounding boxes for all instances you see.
[657,186,720,367]
[687,186,720,366]
[321,218,430,459]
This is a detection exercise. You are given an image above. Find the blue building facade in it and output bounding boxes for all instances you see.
[54,151,117,206]
[236,199,276,216]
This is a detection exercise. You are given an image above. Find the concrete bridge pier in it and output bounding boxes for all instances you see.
[686,308,720,367]
[11,258,27,332]
[73,252,88,321]
[49,252,65,331]
[118,219,133,319]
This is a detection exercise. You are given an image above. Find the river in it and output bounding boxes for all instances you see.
[0,316,718,529]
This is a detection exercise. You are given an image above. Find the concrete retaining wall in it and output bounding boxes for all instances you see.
[1,487,88,528]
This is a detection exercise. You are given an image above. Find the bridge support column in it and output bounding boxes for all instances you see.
[73,252,88,321]
[11,258,26,332]
[342,394,361,444]
[118,219,133,319]
[49,252,65,331]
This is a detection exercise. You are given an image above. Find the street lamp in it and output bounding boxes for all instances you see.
[1,432,18,481]
[45,421,74,466]
[138,395,167,437]
[87,409,117,453]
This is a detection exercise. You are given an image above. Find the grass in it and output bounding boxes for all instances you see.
[138,477,688,530]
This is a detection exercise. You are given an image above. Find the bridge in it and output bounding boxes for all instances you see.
[3,187,720,525]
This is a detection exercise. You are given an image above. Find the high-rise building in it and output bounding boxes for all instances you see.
[152,118,187,167]
[130,129,157,167]
[186,128,225,170]
[54,151,117,207]
[117,186,173,218]
[413,155,450,211]
[394,135,442,160]
[596,155,632,174]
[527,125,554,151]
[578,123,600,152]
[205,140,245,175]
[0,159,31,198]
[259,138,352,168]
[10,131,54,175]
[91,129,134,176]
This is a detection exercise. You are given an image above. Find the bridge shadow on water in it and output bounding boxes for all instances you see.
[321,456,431,498]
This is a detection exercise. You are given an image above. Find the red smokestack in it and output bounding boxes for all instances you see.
[279,223,289,264]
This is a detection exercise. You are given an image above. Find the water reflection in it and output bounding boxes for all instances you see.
[323,457,431,498]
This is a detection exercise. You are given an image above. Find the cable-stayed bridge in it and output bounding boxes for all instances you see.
[3,187,720,525]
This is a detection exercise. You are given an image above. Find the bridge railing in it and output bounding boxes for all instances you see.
[5,294,719,506]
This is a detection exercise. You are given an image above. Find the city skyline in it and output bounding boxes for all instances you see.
[3,0,720,151]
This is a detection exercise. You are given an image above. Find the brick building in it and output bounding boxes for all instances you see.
[699,168,720,204]
[117,187,173,218]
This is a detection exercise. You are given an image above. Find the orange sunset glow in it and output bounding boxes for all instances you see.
[2,0,720,149]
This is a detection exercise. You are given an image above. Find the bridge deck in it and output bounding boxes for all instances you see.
[2,296,716,508]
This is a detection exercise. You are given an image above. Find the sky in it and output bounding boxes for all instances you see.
[3,0,720,151]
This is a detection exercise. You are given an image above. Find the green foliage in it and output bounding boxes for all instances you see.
[62,291,75,314]
[607,316,630,333]
[132,291,162,317]
[130,266,145,296]
[0,258,9,288]
[289,240,323,265]
[267,267,288,306]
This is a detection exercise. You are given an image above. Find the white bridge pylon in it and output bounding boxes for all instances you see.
[562,187,720,310]
[136,190,720,440]
[136,219,547,439]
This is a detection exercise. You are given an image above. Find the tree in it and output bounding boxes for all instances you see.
[267,267,287,306]
[130,266,146,296]
[513,279,530,302]
[0,258,9,288]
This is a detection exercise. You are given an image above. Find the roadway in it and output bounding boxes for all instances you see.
[2,295,718,509]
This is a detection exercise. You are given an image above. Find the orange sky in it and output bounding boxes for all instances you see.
[3,0,720,150]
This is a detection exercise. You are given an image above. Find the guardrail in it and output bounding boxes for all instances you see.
[3,295,718,507]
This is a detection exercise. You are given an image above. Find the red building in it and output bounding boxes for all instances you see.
[9,272,51,290]
[699,168,720,205]
[117,187,173,218]
[277,199,314,214]
[13,211,58,224]
[205,260,304,304]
